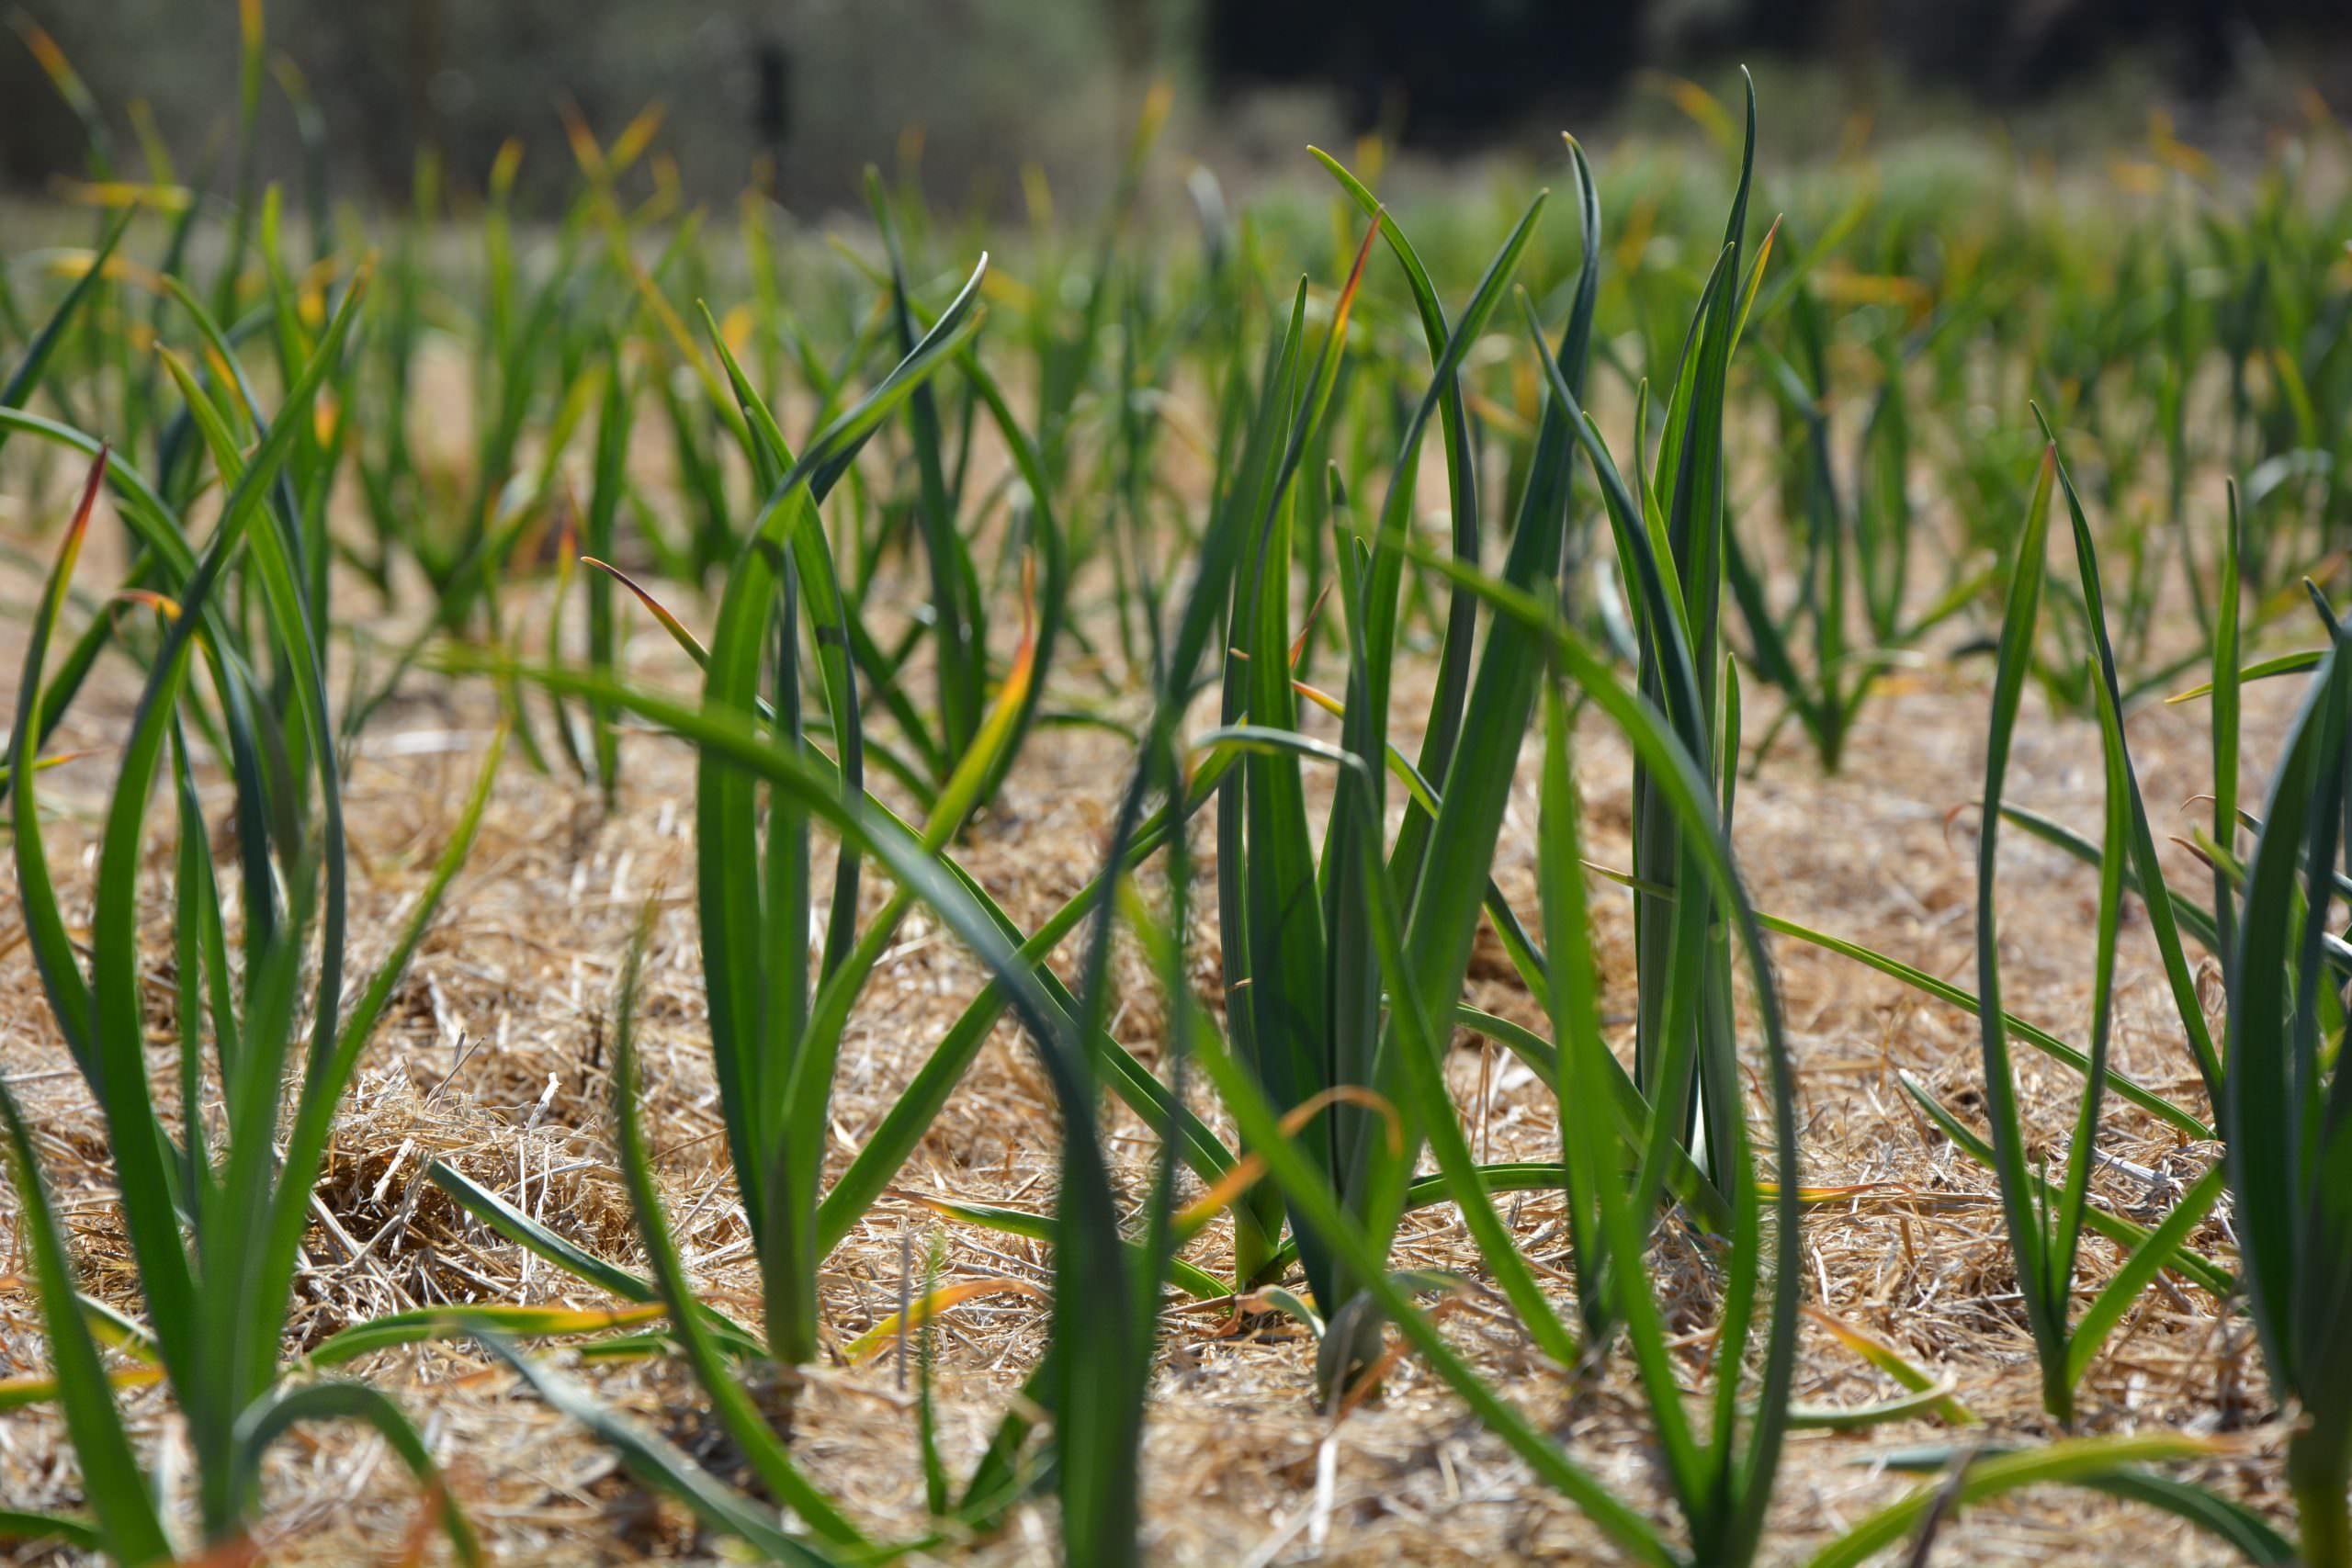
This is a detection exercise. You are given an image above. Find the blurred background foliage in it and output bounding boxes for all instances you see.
[3,1,2350,214]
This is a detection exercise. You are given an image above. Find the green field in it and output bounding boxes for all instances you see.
[5,16,2352,1565]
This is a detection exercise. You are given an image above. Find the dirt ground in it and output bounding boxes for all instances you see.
[0,463,2305,1564]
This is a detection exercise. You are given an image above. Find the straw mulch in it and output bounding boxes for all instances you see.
[0,479,2296,1565]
